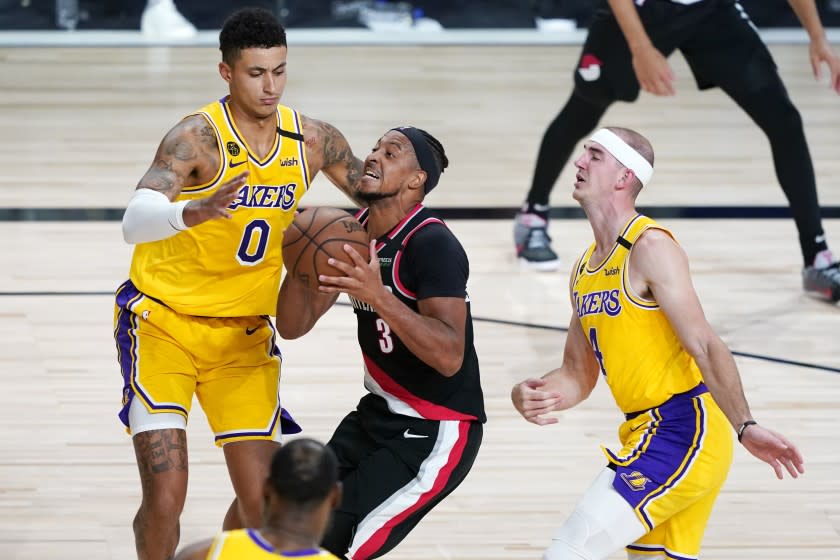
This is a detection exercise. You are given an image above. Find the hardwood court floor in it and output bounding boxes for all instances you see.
[0,42,839,559]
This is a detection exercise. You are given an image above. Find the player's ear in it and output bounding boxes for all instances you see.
[219,61,233,84]
[408,169,427,192]
[617,168,635,191]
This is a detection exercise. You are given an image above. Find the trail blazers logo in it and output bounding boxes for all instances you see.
[578,54,602,82]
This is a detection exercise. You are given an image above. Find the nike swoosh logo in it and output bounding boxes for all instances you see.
[245,327,259,335]
[403,429,429,439]
[229,159,247,168]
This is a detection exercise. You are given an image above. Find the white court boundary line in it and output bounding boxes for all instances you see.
[0,28,838,48]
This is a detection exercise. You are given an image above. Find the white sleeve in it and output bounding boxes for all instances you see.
[121,188,191,244]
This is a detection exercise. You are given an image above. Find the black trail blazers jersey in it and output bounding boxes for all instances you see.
[352,204,486,423]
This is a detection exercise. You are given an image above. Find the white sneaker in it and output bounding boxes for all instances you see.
[141,0,197,40]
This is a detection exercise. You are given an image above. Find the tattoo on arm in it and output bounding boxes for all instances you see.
[304,116,364,200]
[137,116,216,199]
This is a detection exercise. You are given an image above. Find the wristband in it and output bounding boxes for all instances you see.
[737,420,757,442]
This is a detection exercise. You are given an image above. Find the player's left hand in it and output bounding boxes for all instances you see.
[318,240,385,307]
[809,37,840,94]
[740,424,805,480]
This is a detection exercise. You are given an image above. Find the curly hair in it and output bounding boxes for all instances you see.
[219,7,287,66]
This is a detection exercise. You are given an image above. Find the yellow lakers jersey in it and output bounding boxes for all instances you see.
[205,529,340,560]
[572,214,703,414]
[130,96,310,317]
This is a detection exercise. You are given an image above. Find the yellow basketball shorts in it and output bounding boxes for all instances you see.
[113,280,300,446]
[603,385,733,559]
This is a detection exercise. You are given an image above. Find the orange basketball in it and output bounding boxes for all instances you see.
[282,207,370,290]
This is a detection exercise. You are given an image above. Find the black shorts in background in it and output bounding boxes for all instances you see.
[574,0,779,104]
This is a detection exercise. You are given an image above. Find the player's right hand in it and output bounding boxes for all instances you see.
[632,44,676,96]
[740,424,805,480]
[511,378,565,426]
[183,171,249,227]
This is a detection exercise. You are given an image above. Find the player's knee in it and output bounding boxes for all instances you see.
[543,539,590,560]
[627,554,664,560]
[571,84,618,109]
[139,489,186,521]
[234,494,264,527]
[745,82,804,137]
[542,511,599,560]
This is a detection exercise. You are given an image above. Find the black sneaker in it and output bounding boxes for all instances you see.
[514,212,560,271]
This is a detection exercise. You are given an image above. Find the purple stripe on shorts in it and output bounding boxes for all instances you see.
[213,406,301,443]
[115,280,142,427]
[611,392,707,530]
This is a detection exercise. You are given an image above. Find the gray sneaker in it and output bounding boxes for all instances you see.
[803,256,840,302]
[514,212,560,271]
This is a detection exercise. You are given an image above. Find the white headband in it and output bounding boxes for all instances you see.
[589,129,653,187]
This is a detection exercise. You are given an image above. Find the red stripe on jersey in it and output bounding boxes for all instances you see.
[391,217,445,299]
[352,421,470,560]
[363,354,477,421]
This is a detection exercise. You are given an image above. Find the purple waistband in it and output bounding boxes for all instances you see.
[624,382,708,421]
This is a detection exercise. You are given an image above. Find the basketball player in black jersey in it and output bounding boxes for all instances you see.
[514,0,840,303]
[278,126,485,559]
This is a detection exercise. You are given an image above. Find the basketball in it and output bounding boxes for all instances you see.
[282,207,370,290]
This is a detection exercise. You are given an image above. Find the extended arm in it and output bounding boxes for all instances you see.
[607,0,675,95]
[787,0,840,92]
[631,230,804,478]
[511,313,601,425]
[301,115,366,206]
[122,115,247,244]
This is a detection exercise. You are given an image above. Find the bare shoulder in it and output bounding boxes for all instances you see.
[162,114,219,157]
[634,227,682,259]
[299,113,353,170]
[138,114,220,196]
[632,227,690,286]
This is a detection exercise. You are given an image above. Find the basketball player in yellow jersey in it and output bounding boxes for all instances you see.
[175,438,342,560]
[115,7,366,560]
[511,127,805,560]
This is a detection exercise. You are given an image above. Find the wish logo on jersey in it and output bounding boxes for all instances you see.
[574,289,622,318]
[229,183,298,211]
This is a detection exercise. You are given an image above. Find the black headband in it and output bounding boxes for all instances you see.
[390,126,440,194]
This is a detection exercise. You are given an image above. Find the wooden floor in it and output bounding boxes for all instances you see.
[0,44,839,559]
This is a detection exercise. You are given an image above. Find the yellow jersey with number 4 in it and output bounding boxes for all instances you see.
[130,96,310,317]
[571,214,704,414]
[205,529,340,560]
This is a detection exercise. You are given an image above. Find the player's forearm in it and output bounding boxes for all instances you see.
[541,366,595,410]
[608,0,654,54]
[275,276,338,339]
[374,292,464,376]
[121,188,189,244]
[692,337,754,431]
[787,0,827,41]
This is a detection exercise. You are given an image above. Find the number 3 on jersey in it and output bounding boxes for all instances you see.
[588,327,608,377]
[376,318,394,353]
